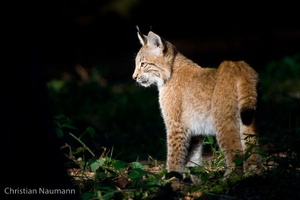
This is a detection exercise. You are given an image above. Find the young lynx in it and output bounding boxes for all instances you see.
[132,28,260,179]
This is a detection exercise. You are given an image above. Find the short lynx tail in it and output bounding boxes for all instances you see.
[236,61,259,126]
[236,62,262,173]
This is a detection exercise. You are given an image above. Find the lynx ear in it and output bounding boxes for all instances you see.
[136,26,147,46]
[147,31,164,55]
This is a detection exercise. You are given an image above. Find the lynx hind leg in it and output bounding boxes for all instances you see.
[214,121,244,177]
[213,60,260,177]
[212,80,244,176]
[185,136,204,184]
[240,116,262,175]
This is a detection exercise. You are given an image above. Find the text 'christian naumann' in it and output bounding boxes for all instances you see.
[4,187,76,195]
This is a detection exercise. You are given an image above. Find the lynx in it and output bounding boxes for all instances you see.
[132,27,261,180]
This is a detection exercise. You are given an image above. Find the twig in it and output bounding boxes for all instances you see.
[60,143,77,162]
[68,132,95,157]
[165,176,178,182]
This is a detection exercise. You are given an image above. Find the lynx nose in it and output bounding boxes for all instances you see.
[132,72,138,80]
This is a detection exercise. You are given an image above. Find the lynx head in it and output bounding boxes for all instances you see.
[132,27,177,88]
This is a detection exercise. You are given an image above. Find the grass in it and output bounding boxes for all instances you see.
[55,115,300,199]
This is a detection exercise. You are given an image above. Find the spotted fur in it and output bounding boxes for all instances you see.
[132,29,261,180]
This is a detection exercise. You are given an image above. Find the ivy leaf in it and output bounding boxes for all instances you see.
[189,166,206,175]
[131,162,145,170]
[128,168,147,180]
[146,176,159,186]
[86,126,96,138]
[90,159,105,171]
[55,126,64,138]
[157,169,168,179]
[96,172,107,180]
[233,157,243,166]
[200,173,208,181]
[80,192,93,200]
[54,114,68,121]
[61,123,77,130]
[102,192,114,200]
[113,160,127,170]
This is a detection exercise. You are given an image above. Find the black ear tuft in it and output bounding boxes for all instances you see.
[136,25,141,33]
[136,25,147,46]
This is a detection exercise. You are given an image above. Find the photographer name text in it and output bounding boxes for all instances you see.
[4,187,76,195]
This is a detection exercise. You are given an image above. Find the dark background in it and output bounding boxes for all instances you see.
[3,0,300,195]
[10,0,300,73]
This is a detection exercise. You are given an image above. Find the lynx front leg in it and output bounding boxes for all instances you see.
[166,130,190,172]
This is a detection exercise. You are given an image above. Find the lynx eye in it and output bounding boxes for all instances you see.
[140,62,147,68]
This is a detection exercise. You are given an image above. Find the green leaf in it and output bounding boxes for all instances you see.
[47,79,65,92]
[128,168,147,180]
[244,145,254,160]
[158,169,168,178]
[102,192,114,200]
[90,159,105,171]
[105,157,113,164]
[204,135,215,145]
[87,158,96,165]
[96,172,107,180]
[113,160,127,170]
[256,148,267,157]
[55,126,64,138]
[54,114,68,121]
[233,157,243,166]
[53,120,60,127]
[131,162,145,170]
[86,126,96,138]
[146,176,159,186]
[189,166,206,175]
[61,123,77,130]
[80,192,93,200]
[200,173,208,181]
